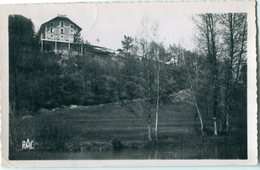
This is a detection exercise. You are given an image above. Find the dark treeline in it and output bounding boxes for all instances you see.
[9,13,247,148]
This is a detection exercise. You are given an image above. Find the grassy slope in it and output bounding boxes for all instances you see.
[55,101,247,159]
[56,102,195,144]
[10,101,247,159]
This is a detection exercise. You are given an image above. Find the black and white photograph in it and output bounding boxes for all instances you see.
[0,1,257,167]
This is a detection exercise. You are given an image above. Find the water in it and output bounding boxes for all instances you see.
[9,144,247,160]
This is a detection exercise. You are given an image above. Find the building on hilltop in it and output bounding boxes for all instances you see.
[39,15,119,57]
[39,15,84,55]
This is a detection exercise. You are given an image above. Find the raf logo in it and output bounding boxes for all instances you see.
[22,138,34,150]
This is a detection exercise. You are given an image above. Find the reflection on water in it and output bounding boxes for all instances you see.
[9,144,247,160]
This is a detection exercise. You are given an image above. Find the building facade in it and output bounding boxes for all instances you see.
[39,15,83,55]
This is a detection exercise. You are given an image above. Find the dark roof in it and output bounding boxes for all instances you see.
[40,15,82,32]
[83,44,116,55]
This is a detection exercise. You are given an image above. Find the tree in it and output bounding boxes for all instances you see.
[148,41,168,140]
[181,47,204,135]
[193,13,247,136]
[134,16,161,141]
[9,14,35,117]
[168,44,180,66]
[121,35,136,100]
[73,32,84,55]
[193,14,220,135]
[218,13,247,133]
[121,35,134,61]
[140,45,154,141]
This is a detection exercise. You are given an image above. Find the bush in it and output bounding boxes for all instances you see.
[9,108,80,151]
[9,112,37,150]
[35,113,78,150]
[110,137,122,150]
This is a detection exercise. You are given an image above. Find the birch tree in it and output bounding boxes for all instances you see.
[193,14,220,135]
[135,16,161,141]
[181,48,205,135]
[149,42,162,140]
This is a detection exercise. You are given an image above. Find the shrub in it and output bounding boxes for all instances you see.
[35,113,78,150]
[110,137,122,150]
[9,112,37,150]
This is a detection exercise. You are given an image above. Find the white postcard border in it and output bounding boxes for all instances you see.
[0,1,257,167]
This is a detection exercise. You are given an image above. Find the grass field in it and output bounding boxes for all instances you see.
[9,101,247,159]
[49,101,246,149]
[55,102,196,143]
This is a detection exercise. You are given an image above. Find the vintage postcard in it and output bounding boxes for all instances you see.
[0,0,257,167]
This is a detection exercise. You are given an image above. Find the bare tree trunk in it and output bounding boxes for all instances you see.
[205,14,218,136]
[147,57,152,141]
[224,14,234,133]
[210,15,218,136]
[225,114,229,132]
[142,42,153,142]
[194,96,204,133]
[213,117,217,135]
[182,48,204,135]
[155,53,160,140]
[155,97,159,140]
[148,121,152,141]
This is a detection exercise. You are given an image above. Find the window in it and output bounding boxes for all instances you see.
[60,35,64,41]
[50,34,54,40]
[50,22,54,26]
[61,21,64,27]
[71,29,74,34]
[61,29,64,34]
[50,27,53,33]
[71,24,74,28]
[70,36,74,42]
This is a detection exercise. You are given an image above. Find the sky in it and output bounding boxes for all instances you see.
[5,2,197,51]
[3,1,252,51]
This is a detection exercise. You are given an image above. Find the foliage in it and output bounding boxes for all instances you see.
[9,14,37,117]
[35,112,78,150]
[9,112,37,150]
[110,136,123,150]
[191,13,247,135]
[121,35,134,54]
[9,109,79,151]
[9,15,35,46]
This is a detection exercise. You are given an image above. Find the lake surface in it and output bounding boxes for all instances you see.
[9,143,247,160]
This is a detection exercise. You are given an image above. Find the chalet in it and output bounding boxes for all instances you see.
[39,15,83,55]
[39,15,118,57]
